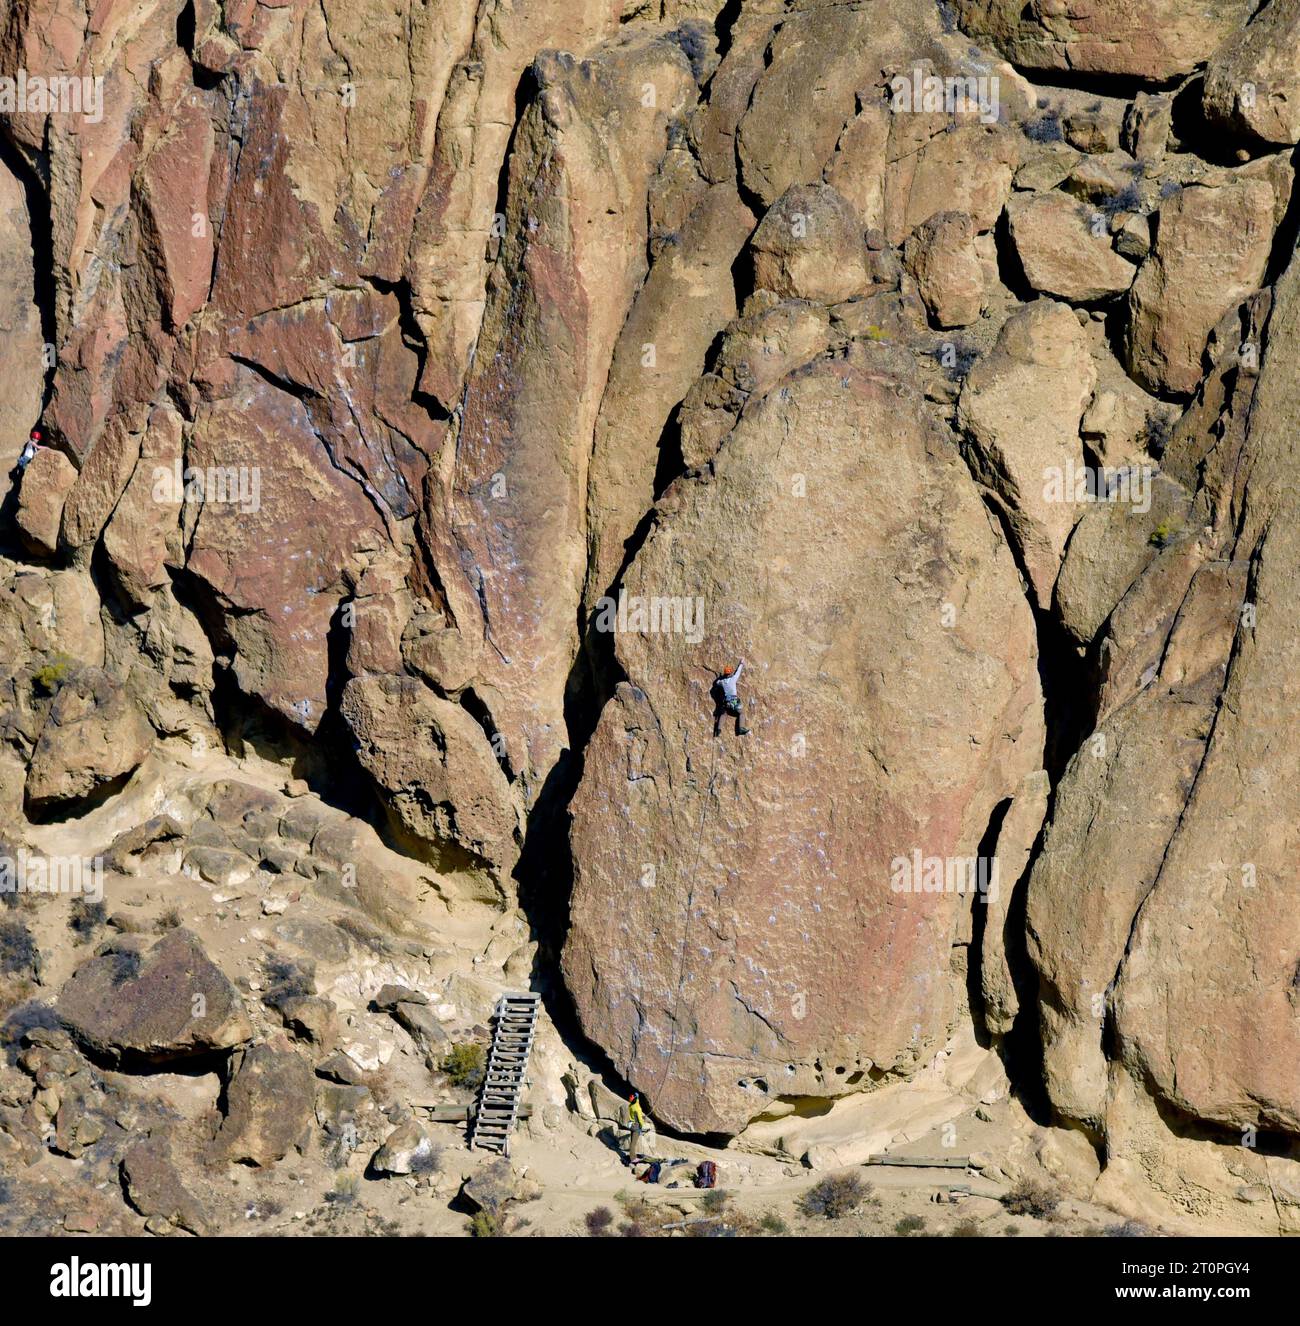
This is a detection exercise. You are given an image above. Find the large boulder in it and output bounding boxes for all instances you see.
[904,211,986,328]
[24,667,152,813]
[1124,179,1281,397]
[58,930,252,1067]
[737,5,896,210]
[15,450,78,557]
[340,672,517,881]
[120,1137,215,1236]
[1203,0,1300,146]
[563,343,1043,1134]
[217,1044,315,1167]
[749,185,869,305]
[1052,473,1194,646]
[1005,191,1136,303]
[955,0,1255,82]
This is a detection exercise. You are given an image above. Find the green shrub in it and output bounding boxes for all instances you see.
[32,655,74,696]
[469,1211,501,1238]
[440,1041,486,1090]
[895,1213,927,1236]
[759,1210,789,1235]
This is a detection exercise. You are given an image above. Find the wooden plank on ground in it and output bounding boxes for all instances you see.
[425,1104,534,1122]
[866,1154,971,1169]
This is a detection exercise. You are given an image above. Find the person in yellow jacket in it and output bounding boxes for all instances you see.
[626,1092,648,1165]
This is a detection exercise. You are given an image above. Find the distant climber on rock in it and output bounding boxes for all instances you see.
[712,658,750,737]
[15,427,42,474]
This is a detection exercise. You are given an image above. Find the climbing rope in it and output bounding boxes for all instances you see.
[652,726,723,1105]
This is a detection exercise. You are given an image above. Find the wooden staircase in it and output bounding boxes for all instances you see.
[470,992,541,1155]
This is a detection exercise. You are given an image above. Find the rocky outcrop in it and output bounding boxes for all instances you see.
[217,1043,316,1167]
[14,450,76,557]
[563,344,1043,1133]
[3,0,1300,1237]
[955,0,1255,82]
[0,156,43,501]
[121,1137,214,1236]
[904,211,986,328]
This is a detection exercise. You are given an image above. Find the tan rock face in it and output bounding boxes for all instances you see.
[1005,192,1136,303]
[1052,473,1193,646]
[882,122,1020,246]
[1203,0,1300,146]
[583,183,754,611]
[1125,179,1282,397]
[956,0,1255,82]
[100,404,184,609]
[563,345,1043,1132]
[15,449,77,557]
[980,769,1050,1038]
[749,185,869,304]
[678,298,833,470]
[1108,248,1300,1137]
[958,300,1096,608]
[340,673,516,884]
[737,5,889,210]
[0,157,44,500]
[416,34,699,790]
[5,0,1300,1217]
[904,211,985,328]
[1023,232,1300,1149]
[406,0,620,409]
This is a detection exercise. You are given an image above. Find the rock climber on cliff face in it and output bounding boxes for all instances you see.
[712,658,750,737]
[15,427,42,473]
